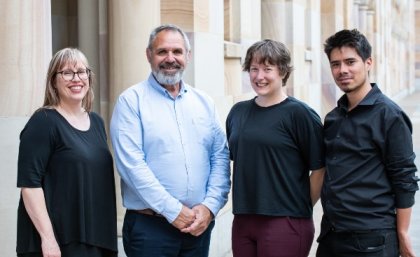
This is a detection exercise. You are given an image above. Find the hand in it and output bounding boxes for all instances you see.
[398,231,416,257]
[181,204,213,236]
[41,236,61,257]
[172,205,196,231]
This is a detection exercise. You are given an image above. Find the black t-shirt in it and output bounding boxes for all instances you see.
[16,108,117,254]
[226,97,325,218]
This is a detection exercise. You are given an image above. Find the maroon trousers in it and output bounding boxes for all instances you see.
[232,214,314,257]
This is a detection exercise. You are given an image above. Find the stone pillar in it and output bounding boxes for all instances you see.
[161,0,231,112]
[415,1,420,89]
[261,0,323,114]
[224,0,261,103]
[108,0,160,234]
[98,0,110,120]
[358,3,369,33]
[108,0,160,108]
[78,0,100,112]
[320,0,345,113]
[366,8,377,82]
[352,0,361,28]
[0,1,52,116]
[0,1,52,256]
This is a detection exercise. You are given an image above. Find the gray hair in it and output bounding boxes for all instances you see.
[147,24,191,52]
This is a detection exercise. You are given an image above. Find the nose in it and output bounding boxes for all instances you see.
[72,73,82,81]
[255,70,265,80]
[339,64,349,74]
[165,52,176,63]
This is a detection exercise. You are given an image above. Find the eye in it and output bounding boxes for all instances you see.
[330,63,339,68]
[156,50,167,56]
[63,70,74,76]
[173,49,183,55]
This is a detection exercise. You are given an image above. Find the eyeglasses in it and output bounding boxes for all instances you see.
[56,69,90,81]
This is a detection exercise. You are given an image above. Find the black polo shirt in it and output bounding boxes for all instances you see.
[320,84,419,234]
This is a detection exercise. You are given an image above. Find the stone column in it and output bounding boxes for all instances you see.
[366,8,377,82]
[0,1,52,116]
[320,0,345,113]
[78,0,100,112]
[161,0,231,113]
[261,0,323,114]
[224,0,261,103]
[352,0,361,28]
[108,0,160,233]
[0,1,52,256]
[358,3,369,33]
[108,0,160,108]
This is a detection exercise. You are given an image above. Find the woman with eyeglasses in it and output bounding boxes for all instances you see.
[16,48,117,257]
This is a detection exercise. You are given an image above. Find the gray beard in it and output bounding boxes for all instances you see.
[152,69,184,86]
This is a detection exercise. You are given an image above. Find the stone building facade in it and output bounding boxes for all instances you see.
[0,0,418,256]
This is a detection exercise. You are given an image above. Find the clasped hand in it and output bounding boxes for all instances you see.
[172,204,213,236]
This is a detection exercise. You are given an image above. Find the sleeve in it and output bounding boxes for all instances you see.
[110,93,182,223]
[91,112,108,142]
[225,107,234,161]
[292,104,325,170]
[17,110,54,188]
[201,103,231,216]
[384,111,419,208]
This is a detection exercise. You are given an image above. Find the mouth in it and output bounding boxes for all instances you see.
[159,63,181,72]
[254,82,268,88]
[68,85,84,92]
[337,77,352,84]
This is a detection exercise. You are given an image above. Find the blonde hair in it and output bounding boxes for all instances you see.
[43,48,94,112]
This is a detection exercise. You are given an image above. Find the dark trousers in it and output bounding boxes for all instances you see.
[316,229,399,257]
[123,210,215,257]
[232,214,315,257]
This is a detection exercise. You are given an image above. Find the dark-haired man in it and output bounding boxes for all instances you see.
[317,29,419,257]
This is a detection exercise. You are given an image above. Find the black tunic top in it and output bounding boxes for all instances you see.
[226,97,325,218]
[17,108,117,254]
[320,84,419,234]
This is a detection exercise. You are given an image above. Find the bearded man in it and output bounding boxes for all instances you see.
[110,24,231,257]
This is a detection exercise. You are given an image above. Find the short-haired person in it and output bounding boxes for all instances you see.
[316,29,419,257]
[226,39,325,257]
[17,48,118,257]
[110,24,231,257]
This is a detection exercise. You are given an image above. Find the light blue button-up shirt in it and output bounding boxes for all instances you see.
[110,74,231,223]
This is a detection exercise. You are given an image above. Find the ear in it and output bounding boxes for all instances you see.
[186,50,192,63]
[365,57,373,71]
[146,48,152,63]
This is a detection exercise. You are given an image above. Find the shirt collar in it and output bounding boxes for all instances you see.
[147,73,188,98]
[337,83,381,110]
